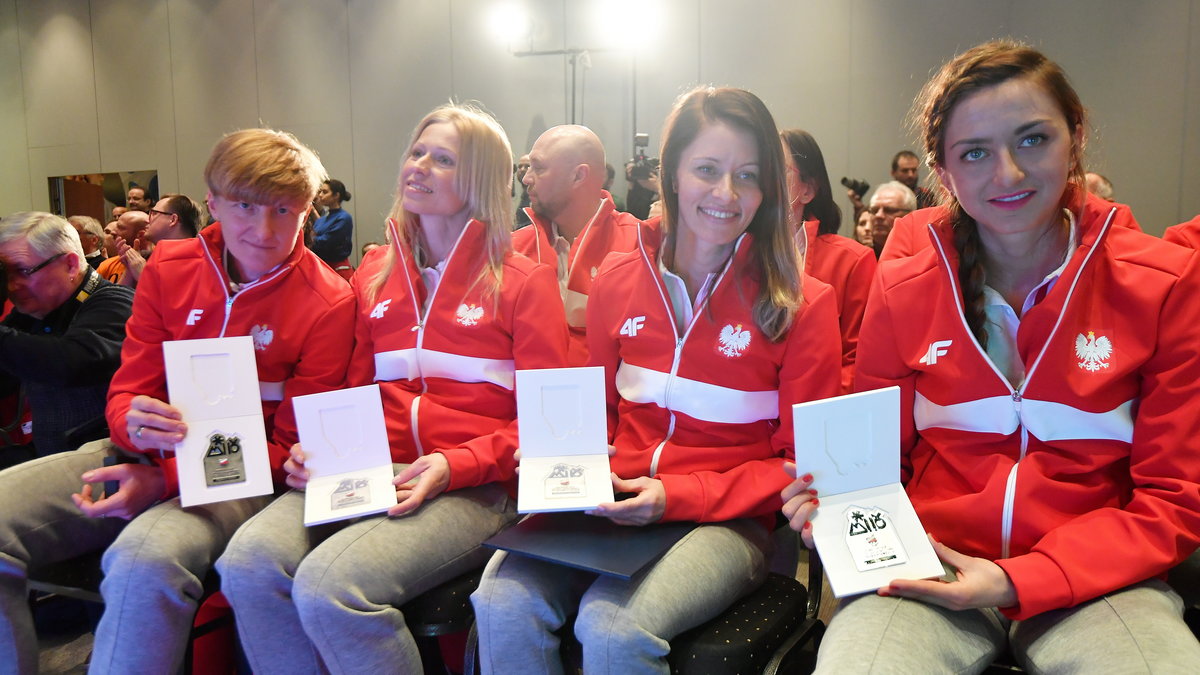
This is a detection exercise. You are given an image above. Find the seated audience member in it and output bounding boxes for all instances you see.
[68,215,107,269]
[312,179,356,279]
[1085,171,1114,200]
[783,129,876,393]
[514,153,532,228]
[0,212,133,465]
[515,124,642,365]
[119,193,202,287]
[854,208,873,249]
[110,205,128,222]
[866,180,916,256]
[125,185,152,213]
[846,150,936,218]
[218,103,566,674]
[361,241,382,257]
[882,183,1143,262]
[1163,213,1200,249]
[784,40,1200,673]
[604,162,626,211]
[0,128,354,673]
[473,86,839,674]
[102,219,120,258]
[96,210,148,283]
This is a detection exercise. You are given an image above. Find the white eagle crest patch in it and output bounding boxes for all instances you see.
[1074,331,1112,372]
[250,324,274,351]
[718,323,751,357]
[456,303,484,326]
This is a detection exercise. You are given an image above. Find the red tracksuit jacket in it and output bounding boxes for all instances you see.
[347,219,568,491]
[513,190,642,366]
[858,200,1200,620]
[587,224,841,526]
[107,223,356,494]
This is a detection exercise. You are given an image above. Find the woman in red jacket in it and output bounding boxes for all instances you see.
[473,86,841,674]
[784,40,1200,672]
[782,128,876,393]
[219,104,568,674]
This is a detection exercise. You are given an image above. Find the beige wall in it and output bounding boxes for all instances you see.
[2,0,1198,245]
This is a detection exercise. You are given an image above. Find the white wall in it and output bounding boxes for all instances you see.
[2,0,1197,246]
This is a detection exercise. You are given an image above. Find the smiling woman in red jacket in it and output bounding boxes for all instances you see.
[783,40,1200,673]
[218,104,568,674]
[473,86,840,674]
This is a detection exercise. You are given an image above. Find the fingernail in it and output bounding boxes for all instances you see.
[801,473,813,483]
[811,498,819,507]
[808,488,818,496]
[802,521,812,531]
[81,472,94,481]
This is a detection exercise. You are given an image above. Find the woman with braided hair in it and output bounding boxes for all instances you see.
[783,40,1200,672]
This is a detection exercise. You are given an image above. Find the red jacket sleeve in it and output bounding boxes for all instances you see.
[439,263,569,489]
[657,278,842,523]
[836,248,876,394]
[996,252,1200,619]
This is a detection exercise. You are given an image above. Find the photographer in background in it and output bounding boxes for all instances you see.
[0,212,134,466]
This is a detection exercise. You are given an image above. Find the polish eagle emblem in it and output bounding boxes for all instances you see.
[456,303,484,326]
[249,324,274,351]
[1074,331,1112,372]
[718,323,751,357]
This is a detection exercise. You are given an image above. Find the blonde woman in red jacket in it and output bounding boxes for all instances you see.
[219,104,568,674]
[473,87,840,674]
[784,40,1200,673]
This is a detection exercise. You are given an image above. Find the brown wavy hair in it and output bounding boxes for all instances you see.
[912,40,1087,348]
[658,86,801,342]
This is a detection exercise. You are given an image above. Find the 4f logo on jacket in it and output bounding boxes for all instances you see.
[718,324,751,357]
[919,340,953,365]
[620,316,646,337]
[369,300,392,319]
[1075,331,1112,372]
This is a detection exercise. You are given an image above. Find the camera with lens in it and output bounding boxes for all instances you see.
[841,176,870,199]
[628,133,659,182]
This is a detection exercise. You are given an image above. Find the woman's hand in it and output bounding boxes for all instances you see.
[124,395,187,452]
[389,453,451,517]
[72,463,165,520]
[881,536,1018,610]
[780,462,819,548]
[587,474,666,526]
[283,443,310,490]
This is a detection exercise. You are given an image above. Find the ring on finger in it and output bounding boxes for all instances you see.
[135,425,145,440]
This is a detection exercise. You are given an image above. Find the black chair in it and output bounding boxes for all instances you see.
[460,528,826,675]
[403,567,486,675]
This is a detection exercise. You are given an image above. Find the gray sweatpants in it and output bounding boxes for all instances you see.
[815,577,1200,673]
[217,479,516,674]
[471,518,770,675]
[0,440,267,675]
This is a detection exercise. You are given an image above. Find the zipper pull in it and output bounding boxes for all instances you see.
[411,323,422,332]
[1011,391,1022,402]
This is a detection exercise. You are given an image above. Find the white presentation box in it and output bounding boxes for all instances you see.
[516,367,615,513]
[793,386,945,597]
[164,336,273,507]
[293,385,397,526]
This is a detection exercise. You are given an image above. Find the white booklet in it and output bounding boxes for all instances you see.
[793,386,944,597]
[293,385,397,526]
[516,366,614,513]
[163,336,273,507]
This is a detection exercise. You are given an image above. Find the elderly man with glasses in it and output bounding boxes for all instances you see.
[0,211,134,465]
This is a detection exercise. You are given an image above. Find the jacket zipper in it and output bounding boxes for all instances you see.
[926,207,1116,558]
[640,230,741,476]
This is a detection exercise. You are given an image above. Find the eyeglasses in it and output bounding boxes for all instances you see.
[149,208,175,219]
[7,252,65,278]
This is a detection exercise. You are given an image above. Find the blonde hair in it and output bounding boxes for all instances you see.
[658,86,801,342]
[367,103,514,303]
[204,128,326,205]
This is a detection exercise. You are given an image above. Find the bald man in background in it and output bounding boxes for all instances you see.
[514,125,643,365]
[96,210,148,284]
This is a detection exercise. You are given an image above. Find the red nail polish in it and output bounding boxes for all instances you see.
[809,488,818,497]
[802,521,812,531]
[811,498,820,507]
[801,473,814,483]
